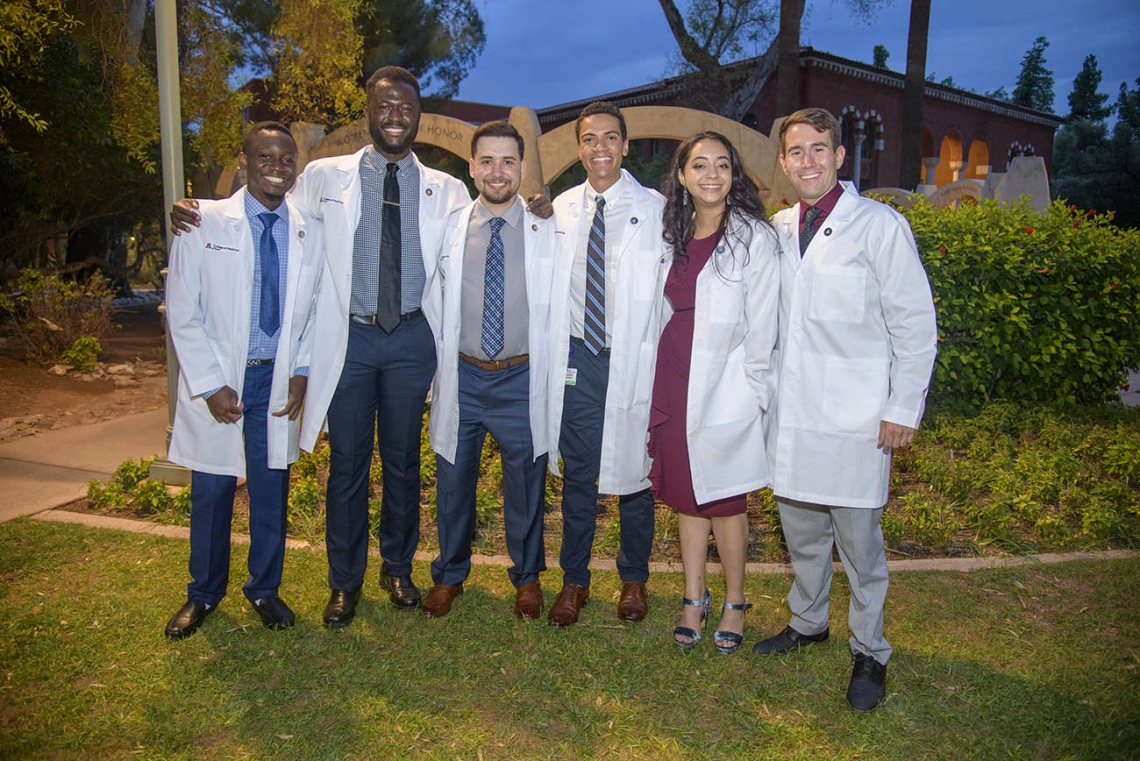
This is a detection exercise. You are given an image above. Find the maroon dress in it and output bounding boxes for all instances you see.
[648,233,748,517]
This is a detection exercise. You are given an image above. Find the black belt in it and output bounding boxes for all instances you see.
[246,358,274,367]
[459,353,529,371]
[569,335,610,357]
[350,309,423,326]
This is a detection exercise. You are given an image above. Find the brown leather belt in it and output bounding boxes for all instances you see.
[459,352,529,371]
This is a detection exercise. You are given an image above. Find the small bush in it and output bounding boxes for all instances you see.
[61,336,102,372]
[112,457,156,491]
[0,270,116,366]
[132,479,174,515]
[87,480,128,509]
[904,199,1140,405]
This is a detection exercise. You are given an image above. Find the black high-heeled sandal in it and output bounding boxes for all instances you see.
[714,600,753,655]
[673,589,711,651]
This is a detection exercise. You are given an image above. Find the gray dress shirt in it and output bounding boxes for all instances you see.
[349,148,425,316]
[459,198,529,360]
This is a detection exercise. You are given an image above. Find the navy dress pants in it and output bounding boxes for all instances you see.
[558,339,655,588]
[432,360,547,588]
[187,363,288,607]
[324,316,436,591]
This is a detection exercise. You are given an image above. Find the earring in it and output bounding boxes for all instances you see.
[683,187,690,206]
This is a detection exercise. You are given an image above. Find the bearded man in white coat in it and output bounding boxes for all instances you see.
[545,102,668,626]
[420,121,556,620]
[164,122,323,639]
[753,108,938,713]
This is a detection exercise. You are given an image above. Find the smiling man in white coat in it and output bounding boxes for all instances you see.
[164,122,323,639]
[546,102,667,626]
[753,108,938,713]
[420,121,557,620]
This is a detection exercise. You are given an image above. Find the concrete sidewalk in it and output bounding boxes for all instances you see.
[0,407,169,523]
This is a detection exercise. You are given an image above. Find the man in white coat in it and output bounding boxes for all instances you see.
[546,102,668,626]
[420,121,556,620]
[753,108,938,712]
[164,122,323,639]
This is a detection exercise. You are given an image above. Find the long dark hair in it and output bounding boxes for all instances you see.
[661,131,771,268]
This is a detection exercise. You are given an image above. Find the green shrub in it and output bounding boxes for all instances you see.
[112,457,156,491]
[0,270,116,365]
[131,479,173,514]
[287,475,323,540]
[87,480,128,509]
[904,199,1140,405]
[61,336,102,372]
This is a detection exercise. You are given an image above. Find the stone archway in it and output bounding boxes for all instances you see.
[934,131,964,187]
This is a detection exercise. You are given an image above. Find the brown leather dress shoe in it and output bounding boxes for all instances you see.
[617,581,648,622]
[422,583,463,618]
[513,581,543,620]
[548,583,589,627]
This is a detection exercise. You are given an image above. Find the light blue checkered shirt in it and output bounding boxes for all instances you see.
[244,192,290,362]
[350,148,424,316]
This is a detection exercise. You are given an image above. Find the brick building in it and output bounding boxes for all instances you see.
[535,47,1063,191]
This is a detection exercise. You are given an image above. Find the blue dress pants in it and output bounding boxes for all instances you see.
[187,363,288,607]
[432,360,547,588]
[324,316,436,591]
[558,339,655,588]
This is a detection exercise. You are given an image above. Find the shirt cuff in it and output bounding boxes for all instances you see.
[294,366,309,378]
[202,387,222,400]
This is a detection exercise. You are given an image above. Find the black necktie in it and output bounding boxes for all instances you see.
[799,205,823,258]
[377,162,401,332]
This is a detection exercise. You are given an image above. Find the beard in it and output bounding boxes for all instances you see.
[480,181,516,206]
[369,120,417,157]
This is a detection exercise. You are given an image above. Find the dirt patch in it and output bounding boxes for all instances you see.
[0,306,168,443]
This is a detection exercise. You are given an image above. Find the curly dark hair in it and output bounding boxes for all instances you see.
[661,131,771,268]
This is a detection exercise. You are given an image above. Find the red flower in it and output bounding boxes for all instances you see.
[1025,227,1035,234]
[937,336,945,343]
[1070,204,1078,211]
[780,198,788,206]
[938,245,947,253]
[1089,209,1097,215]
[1073,221,1080,228]
[1110,283,1119,290]
[1123,384,1131,392]
[1039,267,1050,274]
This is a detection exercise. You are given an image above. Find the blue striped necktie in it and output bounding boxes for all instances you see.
[257,212,280,336]
[481,217,507,358]
[583,195,606,355]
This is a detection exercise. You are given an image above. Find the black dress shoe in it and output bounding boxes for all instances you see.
[846,652,888,713]
[323,588,362,628]
[379,573,421,609]
[253,595,296,630]
[165,600,211,640]
[751,624,830,656]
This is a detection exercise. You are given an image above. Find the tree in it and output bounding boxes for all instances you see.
[658,0,884,120]
[1012,36,1054,112]
[899,0,930,190]
[0,0,77,144]
[873,44,889,68]
[1068,54,1112,123]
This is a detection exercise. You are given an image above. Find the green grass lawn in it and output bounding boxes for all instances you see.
[1,519,1137,760]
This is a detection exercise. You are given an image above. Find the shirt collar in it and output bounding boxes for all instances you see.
[243,188,284,222]
[474,195,523,229]
[363,145,417,175]
[800,182,844,221]
[586,169,631,209]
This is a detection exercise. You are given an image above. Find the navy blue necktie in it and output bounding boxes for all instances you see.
[481,217,507,358]
[258,212,280,336]
[799,205,823,258]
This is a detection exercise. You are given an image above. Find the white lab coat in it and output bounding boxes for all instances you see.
[769,182,938,508]
[167,187,323,477]
[295,148,472,452]
[654,218,782,504]
[547,170,668,495]
[423,196,557,463]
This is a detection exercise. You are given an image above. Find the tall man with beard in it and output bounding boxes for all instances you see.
[419,121,557,620]
[173,66,471,625]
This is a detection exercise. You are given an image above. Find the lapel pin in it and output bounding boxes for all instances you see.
[630,217,638,224]
[425,188,433,196]
[298,230,305,239]
[531,223,538,231]
[716,245,725,253]
[824,228,832,236]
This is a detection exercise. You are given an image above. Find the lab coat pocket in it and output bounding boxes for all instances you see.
[823,357,888,432]
[701,348,756,427]
[809,265,866,323]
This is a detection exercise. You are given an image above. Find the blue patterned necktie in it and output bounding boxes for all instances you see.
[481,217,507,358]
[258,212,280,336]
[583,195,606,355]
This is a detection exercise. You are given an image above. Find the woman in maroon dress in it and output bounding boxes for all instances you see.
[649,132,780,653]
